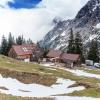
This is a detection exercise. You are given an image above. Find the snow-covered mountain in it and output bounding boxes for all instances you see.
[40,0,100,50]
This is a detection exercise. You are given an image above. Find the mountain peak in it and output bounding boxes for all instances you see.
[76,0,100,21]
[40,0,100,51]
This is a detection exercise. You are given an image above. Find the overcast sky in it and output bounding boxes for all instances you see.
[0,0,89,43]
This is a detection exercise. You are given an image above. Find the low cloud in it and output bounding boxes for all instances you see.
[0,0,89,43]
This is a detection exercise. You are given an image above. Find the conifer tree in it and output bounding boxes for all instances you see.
[74,33,82,54]
[16,35,24,45]
[43,46,49,58]
[67,28,75,53]
[27,38,33,44]
[0,35,8,56]
[87,40,99,63]
[7,33,15,53]
[74,33,85,63]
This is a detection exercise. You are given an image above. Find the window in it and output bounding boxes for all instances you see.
[22,47,28,52]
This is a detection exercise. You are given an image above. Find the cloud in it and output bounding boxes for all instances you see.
[38,0,82,19]
[0,0,89,43]
[0,8,54,43]
[0,0,13,8]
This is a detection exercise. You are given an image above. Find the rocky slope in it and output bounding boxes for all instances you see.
[40,0,100,50]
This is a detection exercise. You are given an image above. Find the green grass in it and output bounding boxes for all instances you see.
[68,88,100,98]
[77,67,100,75]
[0,55,44,73]
[0,55,100,98]
[39,67,100,84]
[0,93,54,100]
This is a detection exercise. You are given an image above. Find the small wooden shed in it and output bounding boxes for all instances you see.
[61,53,80,68]
[47,49,62,62]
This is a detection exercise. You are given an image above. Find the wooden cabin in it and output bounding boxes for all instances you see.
[47,49,62,62]
[47,49,80,68]
[8,44,37,62]
[61,53,80,68]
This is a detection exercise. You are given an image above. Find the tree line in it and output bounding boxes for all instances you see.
[0,30,99,63]
[0,33,33,56]
[67,28,99,63]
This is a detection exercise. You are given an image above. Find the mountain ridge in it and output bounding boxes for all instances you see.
[40,0,100,50]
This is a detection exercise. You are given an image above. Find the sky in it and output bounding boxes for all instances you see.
[0,0,89,43]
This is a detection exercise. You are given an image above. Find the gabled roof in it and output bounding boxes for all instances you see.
[11,44,36,56]
[61,53,80,61]
[47,49,62,58]
[47,49,80,62]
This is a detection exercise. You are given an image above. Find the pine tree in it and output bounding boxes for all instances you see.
[37,41,41,48]
[67,28,75,53]
[74,33,82,54]
[27,38,33,44]
[7,33,15,53]
[0,35,8,56]
[74,33,85,63]
[16,35,24,45]
[43,46,49,58]
[23,39,26,44]
[87,40,99,63]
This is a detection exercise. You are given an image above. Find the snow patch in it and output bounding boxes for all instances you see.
[50,35,58,41]
[42,63,100,79]
[96,23,100,29]
[0,75,84,98]
[89,34,97,41]
[93,3,100,12]
[65,69,100,79]
[55,96,100,100]
[61,31,66,36]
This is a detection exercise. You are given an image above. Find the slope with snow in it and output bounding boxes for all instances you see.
[0,74,86,99]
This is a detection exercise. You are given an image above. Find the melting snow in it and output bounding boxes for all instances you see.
[64,69,100,79]
[0,75,84,98]
[42,63,100,79]
[41,63,100,99]
[55,96,100,100]
[41,63,55,67]
[0,63,100,100]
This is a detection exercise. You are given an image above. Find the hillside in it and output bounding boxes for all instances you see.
[0,55,100,99]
